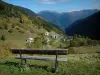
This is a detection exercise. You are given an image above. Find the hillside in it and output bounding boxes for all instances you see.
[66,11,100,40]
[38,9,99,30]
[0,0,63,47]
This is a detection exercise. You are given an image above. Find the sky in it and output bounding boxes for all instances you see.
[3,0,100,13]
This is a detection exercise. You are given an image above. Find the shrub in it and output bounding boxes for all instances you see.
[1,35,6,41]
[34,37,42,48]
[11,24,14,28]
[8,29,13,33]
[69,36,89,47]
[4,24,8,30]
[25,42,34,48]
[0,42,12,58]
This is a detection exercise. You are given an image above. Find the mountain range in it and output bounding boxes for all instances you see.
[38,9,99,30]
[66,11,100,40]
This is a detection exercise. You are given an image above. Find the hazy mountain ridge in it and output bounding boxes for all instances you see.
[66,11,100,40]
[38,9,99,30]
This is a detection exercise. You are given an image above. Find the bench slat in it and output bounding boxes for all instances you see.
[11,49,68,55]
[16,56,67,62]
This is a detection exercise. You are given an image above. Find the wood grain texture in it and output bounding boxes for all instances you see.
[11,48,68,55]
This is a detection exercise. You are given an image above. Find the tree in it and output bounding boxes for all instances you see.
[8,29,13,33]
[40,33,48,49]
[34,37,42,48]
[1,35,6,41]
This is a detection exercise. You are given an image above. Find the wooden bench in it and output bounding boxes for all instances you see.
[11,48,68,72]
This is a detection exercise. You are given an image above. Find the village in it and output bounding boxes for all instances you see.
[26,31,73,49]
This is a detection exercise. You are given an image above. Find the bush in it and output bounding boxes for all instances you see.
[69,36,89,47]
[4,24,8,30]
[25,42,34,48]
[1,35,6,41]
[8,29,13,33]
[0,42,12,58]
[11,24,14,28]
[34,37,42,48]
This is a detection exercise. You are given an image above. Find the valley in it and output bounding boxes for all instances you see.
[0,0,100,75]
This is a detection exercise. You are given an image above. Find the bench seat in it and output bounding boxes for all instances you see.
[16,56,67,62]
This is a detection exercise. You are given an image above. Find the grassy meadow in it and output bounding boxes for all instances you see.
[0,31,100,75]
[0,46,100,75]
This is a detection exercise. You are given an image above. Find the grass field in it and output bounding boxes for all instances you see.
[68,46,100,54]
[0,42,100,75]
[0,53,100,75]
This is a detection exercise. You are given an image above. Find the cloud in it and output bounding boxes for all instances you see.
[37,0,71,4]
[40,0,57,4]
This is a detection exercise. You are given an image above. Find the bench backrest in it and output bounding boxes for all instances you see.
[11,49,68,55]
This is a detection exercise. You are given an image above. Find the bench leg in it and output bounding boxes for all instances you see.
[24,59,26,64]
[55,54,58,70]
[52,54,58,73]
[20,51,23,65]
[21,59,23,65]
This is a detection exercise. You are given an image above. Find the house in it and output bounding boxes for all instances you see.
[45,32,49,36]
[26,37,34,43]
[51,34,60,39]
[63,36,73,41]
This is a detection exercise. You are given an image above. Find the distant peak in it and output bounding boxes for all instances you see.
[38,9,99,14]
[38,10,60,14]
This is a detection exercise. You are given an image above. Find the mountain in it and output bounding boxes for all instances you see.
[66,11,100,40]
[38,9,99,30]
[38,10,61,26]
[0,0,63,47]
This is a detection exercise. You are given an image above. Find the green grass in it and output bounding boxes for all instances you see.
[68,46,100,54]
[0,28,63,48]
[0,29,38,47]
[0,53,100,75]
